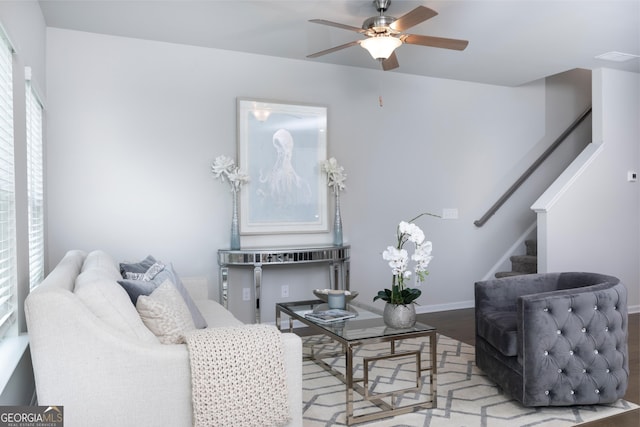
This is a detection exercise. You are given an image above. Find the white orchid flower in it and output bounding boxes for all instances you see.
[384,220,434,288]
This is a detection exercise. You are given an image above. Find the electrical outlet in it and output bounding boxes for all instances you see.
[442,208,459,220]
[242,288,251,301]
[281,285,289,298]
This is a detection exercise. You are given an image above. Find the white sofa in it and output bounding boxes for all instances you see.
[24,250,302,427]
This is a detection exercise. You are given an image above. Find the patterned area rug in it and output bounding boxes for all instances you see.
[302,334,638,426]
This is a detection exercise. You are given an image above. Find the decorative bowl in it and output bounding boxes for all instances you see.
[313,289,358,303]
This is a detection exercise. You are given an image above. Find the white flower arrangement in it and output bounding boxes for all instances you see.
[321,157,347,193]
[211,155,249,192]
[375,212,437,305]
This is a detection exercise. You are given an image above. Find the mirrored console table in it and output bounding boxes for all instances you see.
[217,245,350,323]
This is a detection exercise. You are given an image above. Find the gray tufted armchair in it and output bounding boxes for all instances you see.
[475,272,628,406]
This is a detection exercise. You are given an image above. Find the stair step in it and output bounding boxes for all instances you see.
[525,239,537,256]
[510,254,537,274]
[494,240,538,279]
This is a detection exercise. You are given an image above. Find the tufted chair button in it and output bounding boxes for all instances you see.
[544,390,550,395]
[558,368,563,373]
[581,327,587,333]
[568,307,572,312]
[594,305,598,310]
[604,326,609,332]
[557,329,562,335]
[543,307,548,312]
[570,390,575,395]
[582,369,587,373]
[569,350,574,355]
[595,389,600,394]
[594,349,599,354]
[544,350,549,356]
[606,368,610,373]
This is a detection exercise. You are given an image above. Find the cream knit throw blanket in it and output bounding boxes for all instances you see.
[184,325,290,427]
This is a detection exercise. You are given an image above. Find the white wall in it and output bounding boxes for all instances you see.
[535,68,640,310]
[46,28,593,323]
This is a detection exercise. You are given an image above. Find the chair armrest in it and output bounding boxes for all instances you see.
[475,273,562,313]
[517,281,628,405]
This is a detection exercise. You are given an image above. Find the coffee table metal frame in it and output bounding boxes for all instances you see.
[276,300,437,425]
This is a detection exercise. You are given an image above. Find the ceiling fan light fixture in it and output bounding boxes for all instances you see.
[360,36,401,60]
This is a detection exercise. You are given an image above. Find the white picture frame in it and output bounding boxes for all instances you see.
[237,98,328,235]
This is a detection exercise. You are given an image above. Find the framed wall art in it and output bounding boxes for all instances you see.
[237,98,328,235]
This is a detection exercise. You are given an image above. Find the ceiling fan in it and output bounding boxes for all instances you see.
[307,0,469,71]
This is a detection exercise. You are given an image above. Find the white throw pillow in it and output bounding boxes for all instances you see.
[136,279,196,344]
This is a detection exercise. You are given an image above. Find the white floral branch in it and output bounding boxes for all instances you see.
[211,155,249,192]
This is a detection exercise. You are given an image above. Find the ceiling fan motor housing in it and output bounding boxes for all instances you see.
[373,0,391,12]
[362,15,397,35]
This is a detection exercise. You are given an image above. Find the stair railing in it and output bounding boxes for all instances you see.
[474,106,592,227]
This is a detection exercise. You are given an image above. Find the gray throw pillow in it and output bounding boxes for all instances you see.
[118,278,158,304]
[119,255,157,277]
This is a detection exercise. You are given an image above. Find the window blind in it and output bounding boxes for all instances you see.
[0,31,15,339]
[26,77,44,291]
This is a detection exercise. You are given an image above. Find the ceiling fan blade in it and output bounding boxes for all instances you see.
[402,34,469,51]
[309,19,364,33]
[307,41,360,58]
[390,6,438,32]
[381,52,399,71]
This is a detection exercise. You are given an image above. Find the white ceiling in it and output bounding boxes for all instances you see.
[38,0,640,86]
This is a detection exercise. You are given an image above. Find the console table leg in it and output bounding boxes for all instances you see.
[220,266,229,309]
[344,259,350,290]
[328,261,337,290]
[253,263,262,324]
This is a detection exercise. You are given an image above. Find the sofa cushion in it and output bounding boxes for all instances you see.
[82,250,122,281]
[136,280,196,344]
[476,309,518,357]
[194,299,243,328]
[74,270,159,344]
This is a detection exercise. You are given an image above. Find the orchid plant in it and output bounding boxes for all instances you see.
[374,212,437,305]
[211,155,249,192]
[321,157,347,193]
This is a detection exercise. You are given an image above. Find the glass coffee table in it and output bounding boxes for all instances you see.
[276,299,437,425]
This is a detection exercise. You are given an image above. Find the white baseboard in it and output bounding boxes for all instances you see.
[415,300,475,314]
[628,304,640,314]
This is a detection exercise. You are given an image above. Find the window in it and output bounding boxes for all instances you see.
[26,69,44,290]
[0,30,15,339]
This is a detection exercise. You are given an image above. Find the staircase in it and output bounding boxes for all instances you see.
[495,240,537,278]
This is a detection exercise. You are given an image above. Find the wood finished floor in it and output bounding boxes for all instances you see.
[417,309,639,427]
